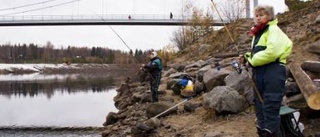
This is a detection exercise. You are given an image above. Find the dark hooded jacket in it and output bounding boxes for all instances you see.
[144,56,162,78]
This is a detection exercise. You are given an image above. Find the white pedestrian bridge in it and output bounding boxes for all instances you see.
[0,14,229,26]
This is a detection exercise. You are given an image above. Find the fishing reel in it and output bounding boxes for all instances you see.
[232,60,242,74]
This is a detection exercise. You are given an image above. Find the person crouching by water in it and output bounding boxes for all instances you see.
[241,5,292,137]
[142,51,163,102]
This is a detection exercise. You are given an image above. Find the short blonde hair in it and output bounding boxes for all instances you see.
[254,5,275,23]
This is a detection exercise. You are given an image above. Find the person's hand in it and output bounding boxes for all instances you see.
[239,53,251,71]
[141,64,145,67]
[238,54,244,64]
[244,62,251,70]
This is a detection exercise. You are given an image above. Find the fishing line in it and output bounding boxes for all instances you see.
[210,0,239,54]
[91,11,156,81]
[210,0,264,104]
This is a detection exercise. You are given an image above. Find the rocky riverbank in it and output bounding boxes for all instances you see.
[101,57,320,137]
[101,0,320,136]
[102,58,257,137]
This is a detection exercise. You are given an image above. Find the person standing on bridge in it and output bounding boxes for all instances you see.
[141,51,163,102]
[170,12,173,20]
[241,5,292,137]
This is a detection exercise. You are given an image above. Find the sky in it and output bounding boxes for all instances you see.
[0,0,288,51]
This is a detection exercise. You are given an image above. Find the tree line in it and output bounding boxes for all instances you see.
[0,42,151,64]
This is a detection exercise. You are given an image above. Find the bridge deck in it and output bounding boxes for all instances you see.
[0,14,228,26]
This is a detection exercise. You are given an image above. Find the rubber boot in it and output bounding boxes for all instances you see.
[261,129,281,137]
[257,127,263,137]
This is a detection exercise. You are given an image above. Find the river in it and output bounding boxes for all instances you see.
[0,73,119,137]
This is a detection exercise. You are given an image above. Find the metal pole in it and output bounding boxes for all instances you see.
[182,0,184,48]
[152,97,192,119]
[246,0,250,18]
[253,0,258,8]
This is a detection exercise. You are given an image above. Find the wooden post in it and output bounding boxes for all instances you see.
[290,63,320,110]
[301,61,320,73]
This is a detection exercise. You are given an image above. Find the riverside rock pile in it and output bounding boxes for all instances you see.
[102,56,314,137]
[102,58,253,137]
[102,0,320,136]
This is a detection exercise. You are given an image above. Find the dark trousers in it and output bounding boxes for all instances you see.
[150,73,161,102]
[253,62,286,133]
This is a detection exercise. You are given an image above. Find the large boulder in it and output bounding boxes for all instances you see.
[132,92,144,102]
[158,83,167,94]
[202,86,246,114]
[183,102,202,112]
[225,71,254,104]
[145,117,161,128]
[197,65,212,75]
[140,92,152,103]
[169,72,189,79]
[203,69,231,92]
[163,68,177,77]
[166,79,179,89]
[104,112,118,126]
[167,63,186,72]
[185,60,206,69]
[204,57,217,66]
[146,101,177,118]
[194,80,206,94]
[224,71,251,95]
[196,65,212,83]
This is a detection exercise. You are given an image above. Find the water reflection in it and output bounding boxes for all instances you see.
[0,74,115,99]
[0,74,118,127]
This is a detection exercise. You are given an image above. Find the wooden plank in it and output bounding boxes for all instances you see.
[290,63,320,110]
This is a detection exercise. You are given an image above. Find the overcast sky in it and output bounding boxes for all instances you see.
[0,0,288,51]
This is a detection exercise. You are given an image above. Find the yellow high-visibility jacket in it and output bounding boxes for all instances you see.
[245,19,292,67]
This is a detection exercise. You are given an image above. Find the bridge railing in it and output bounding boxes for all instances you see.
[0,14,195,22]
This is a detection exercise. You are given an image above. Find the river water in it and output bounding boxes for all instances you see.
[0,73,119,137]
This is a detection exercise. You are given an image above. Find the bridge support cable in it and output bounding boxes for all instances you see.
[0,0,58,12]
[0,0,81,16]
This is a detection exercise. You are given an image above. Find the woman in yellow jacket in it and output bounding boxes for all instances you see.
[244,5,293,137]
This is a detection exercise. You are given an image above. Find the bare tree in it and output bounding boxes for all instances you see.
[211,0,247,22]
[171,28,186,51]
[42,41,54,62]
[171,1,214,51]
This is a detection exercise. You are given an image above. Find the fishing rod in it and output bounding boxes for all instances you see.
[91,12,139,63]
[91,12,198,132]
[91,11,156,81]
[210,0,239,54]
[210,0,243,74]
[209,0,264,104]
